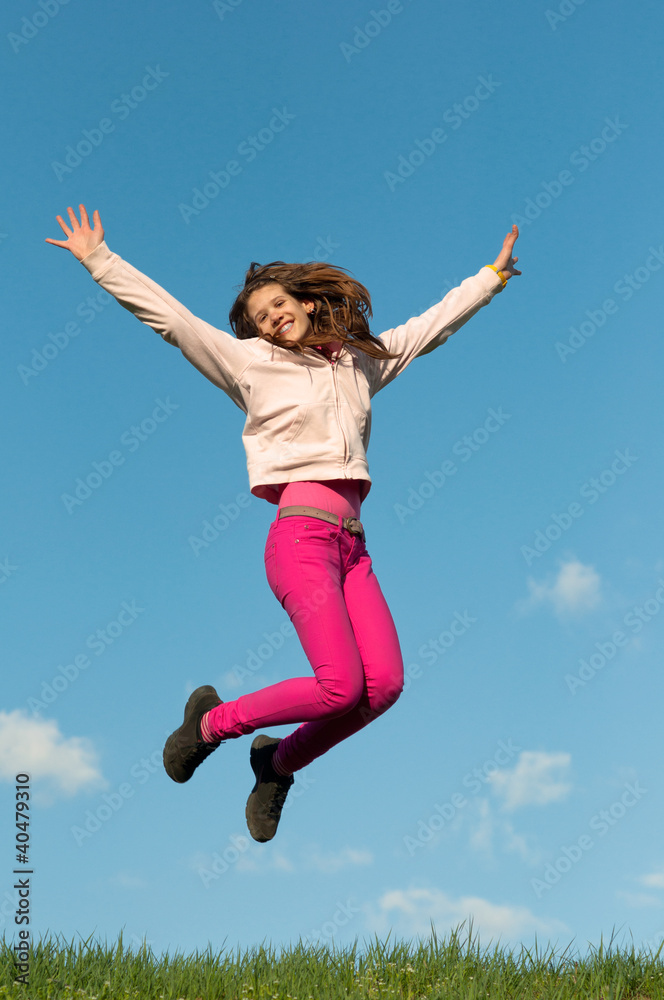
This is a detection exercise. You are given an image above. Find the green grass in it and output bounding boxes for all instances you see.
[2,925,664,999]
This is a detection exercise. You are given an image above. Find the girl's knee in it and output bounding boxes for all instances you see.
[317,675,364,717]
[356,675,403,728]
[369,670,404,714]
[380,683,404,713]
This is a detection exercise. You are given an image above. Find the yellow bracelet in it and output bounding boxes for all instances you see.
[486,264,508,287]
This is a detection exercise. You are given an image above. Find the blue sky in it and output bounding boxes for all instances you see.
[2,0,664,961]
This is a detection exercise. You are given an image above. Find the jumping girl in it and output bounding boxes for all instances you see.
[46,205,520,843]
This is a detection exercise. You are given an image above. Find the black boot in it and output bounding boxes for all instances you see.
[163,685,224,783]
[245,735,294,842]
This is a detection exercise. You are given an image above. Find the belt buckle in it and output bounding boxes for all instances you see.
[345,517,365,542]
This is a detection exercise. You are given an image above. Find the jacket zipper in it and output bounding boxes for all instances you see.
[313,346,348,469]
[331,360,349,469]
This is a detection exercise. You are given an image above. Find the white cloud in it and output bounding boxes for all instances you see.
[190,842,373,878]
[518,559,602,617]
[306,846,373,873]
[220,670,243,691]
[235,849,295,874]
[466,798,542,866]
[616,891,661,908]
[639,868,664,889]
[501,819,542,866]
[109,872,148,889]
[366,887,568,943]
[489,751,572,811]
[468,798,493,855]
[0,710,104,799]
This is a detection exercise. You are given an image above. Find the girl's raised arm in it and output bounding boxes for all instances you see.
[45,203,252,407]
[365,225,521,395]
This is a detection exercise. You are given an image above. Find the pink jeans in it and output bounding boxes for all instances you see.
[206,510,404,773]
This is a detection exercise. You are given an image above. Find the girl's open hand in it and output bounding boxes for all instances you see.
[45,204,104,261]
[492,224,521,281]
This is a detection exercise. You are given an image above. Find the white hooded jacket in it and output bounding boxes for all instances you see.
[79,242,504,504]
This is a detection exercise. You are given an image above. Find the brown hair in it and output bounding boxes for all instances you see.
[228,260,403,361]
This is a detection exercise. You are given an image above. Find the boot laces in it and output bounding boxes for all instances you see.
[184,737,222,769]
[267,775,294,818]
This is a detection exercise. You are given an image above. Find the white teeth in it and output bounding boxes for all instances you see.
[278,322,293,334]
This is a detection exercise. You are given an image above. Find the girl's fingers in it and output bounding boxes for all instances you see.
[55,214,72,236]
[67,206,80,229]
[79,204,91,229]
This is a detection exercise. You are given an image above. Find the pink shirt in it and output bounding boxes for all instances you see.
[276,478,362,520]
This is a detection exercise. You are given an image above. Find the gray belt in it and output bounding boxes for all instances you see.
[278,505,366,542]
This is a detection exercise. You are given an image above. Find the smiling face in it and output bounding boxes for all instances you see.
[247,283,315,348]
